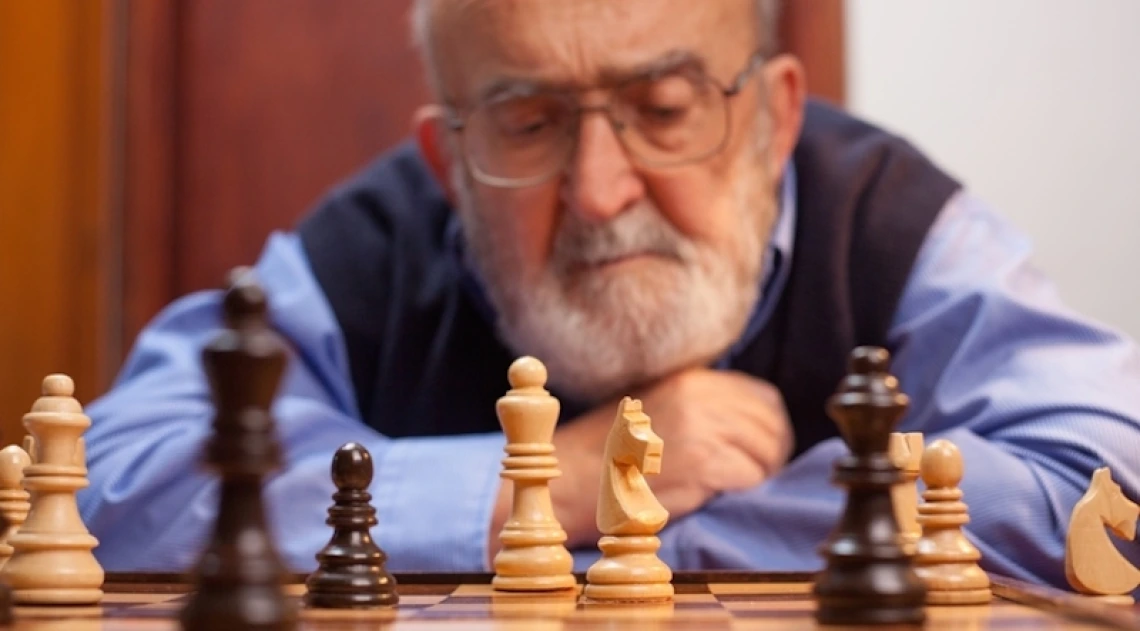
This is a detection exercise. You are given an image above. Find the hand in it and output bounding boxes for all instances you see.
[542,368,794,548]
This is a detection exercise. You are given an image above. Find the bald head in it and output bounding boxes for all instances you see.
[410,0,782,101]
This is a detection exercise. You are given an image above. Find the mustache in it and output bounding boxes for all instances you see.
[551,203,692,272]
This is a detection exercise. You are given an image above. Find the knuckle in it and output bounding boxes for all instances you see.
[671,370,702,398]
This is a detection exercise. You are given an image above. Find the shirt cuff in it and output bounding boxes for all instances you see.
[370,432,506,571]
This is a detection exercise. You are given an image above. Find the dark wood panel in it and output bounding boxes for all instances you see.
[122,0,428,344]
[780,0,846,104]
[175,0,428,294]
[122,0,179,360]
[0,0,115,441]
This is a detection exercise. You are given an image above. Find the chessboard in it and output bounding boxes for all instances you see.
[1,270,1138,629]
[5,571,1137,630]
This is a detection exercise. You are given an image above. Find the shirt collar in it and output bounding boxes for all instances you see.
[447,162,798,364]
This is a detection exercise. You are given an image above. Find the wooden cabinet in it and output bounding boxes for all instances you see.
[0,0,115,442]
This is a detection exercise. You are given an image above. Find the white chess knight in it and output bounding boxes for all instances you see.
[889,432,923,556]
[0,374,104,605]
[1065,467,1140,601]
[584,396,673,603]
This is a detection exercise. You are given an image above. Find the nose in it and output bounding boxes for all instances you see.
[561,112,646,223]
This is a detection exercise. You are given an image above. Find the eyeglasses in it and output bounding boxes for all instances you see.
[440,52,766,188]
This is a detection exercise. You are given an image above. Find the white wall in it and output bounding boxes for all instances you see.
[845,1,1140,340]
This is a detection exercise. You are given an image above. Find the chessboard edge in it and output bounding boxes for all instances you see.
[990,573,1140,631]
[103,570,818,587]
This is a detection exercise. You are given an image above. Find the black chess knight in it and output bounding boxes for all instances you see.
[813,346,927,626]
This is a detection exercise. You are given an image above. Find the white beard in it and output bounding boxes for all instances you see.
[453,161,775,403]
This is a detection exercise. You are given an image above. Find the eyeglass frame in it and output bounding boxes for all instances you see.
[437,51,769,188]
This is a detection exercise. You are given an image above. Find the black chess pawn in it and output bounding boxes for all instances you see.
[304,443,398,608]
[180,267,297,631]
[813,346,927,626]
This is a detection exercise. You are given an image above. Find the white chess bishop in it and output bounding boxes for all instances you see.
[491,357,575,592]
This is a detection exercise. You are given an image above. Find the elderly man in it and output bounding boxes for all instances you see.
[79,0,1140,588]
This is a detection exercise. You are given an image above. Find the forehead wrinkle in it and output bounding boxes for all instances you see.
[470,48,708,106]
[430,1,590,102]
[429,0,752,104]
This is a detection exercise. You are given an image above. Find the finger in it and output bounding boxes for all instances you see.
[721,402,793,475]
[722,370,786,411]
[700,444,767,493]
[712,372,793,461]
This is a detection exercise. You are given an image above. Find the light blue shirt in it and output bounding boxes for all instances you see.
[77,169,1140,590]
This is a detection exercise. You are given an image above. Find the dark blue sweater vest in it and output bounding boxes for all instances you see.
[296,101,960,457]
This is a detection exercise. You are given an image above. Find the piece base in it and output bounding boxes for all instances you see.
[1086,594,1135,606]
[927,587,992,606]
[582,582,674,603]
[815,604,926,626]
[12,588,103,605]
[0,584,10,625]
[491,574,576,592]
[304,590,398,609]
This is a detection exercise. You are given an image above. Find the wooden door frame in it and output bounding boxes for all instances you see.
[0,0,119,438]
[121,0,180,355]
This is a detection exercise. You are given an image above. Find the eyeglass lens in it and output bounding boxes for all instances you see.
[461,68,731,183]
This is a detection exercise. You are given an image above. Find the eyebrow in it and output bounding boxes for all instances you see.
[605,49,706,84]
[472,49,707,106]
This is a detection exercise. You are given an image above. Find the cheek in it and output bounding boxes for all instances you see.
[475,184,563,269]
[642,170,739,243]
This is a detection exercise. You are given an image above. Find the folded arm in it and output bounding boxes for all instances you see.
[78,234,505,572]
[659,191,1140,586]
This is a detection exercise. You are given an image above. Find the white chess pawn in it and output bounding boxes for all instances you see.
[0,374,104,604]
[0,444,32,568]
[914,439,990,605]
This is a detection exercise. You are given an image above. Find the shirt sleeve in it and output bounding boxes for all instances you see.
[78,233,506,573]
[656,190,1140,588]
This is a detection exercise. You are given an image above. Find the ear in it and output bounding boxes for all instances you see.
[413,104,458,202]
[760,54,807,179]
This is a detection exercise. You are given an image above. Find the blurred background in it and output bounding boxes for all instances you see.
[1,0,1137,440]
